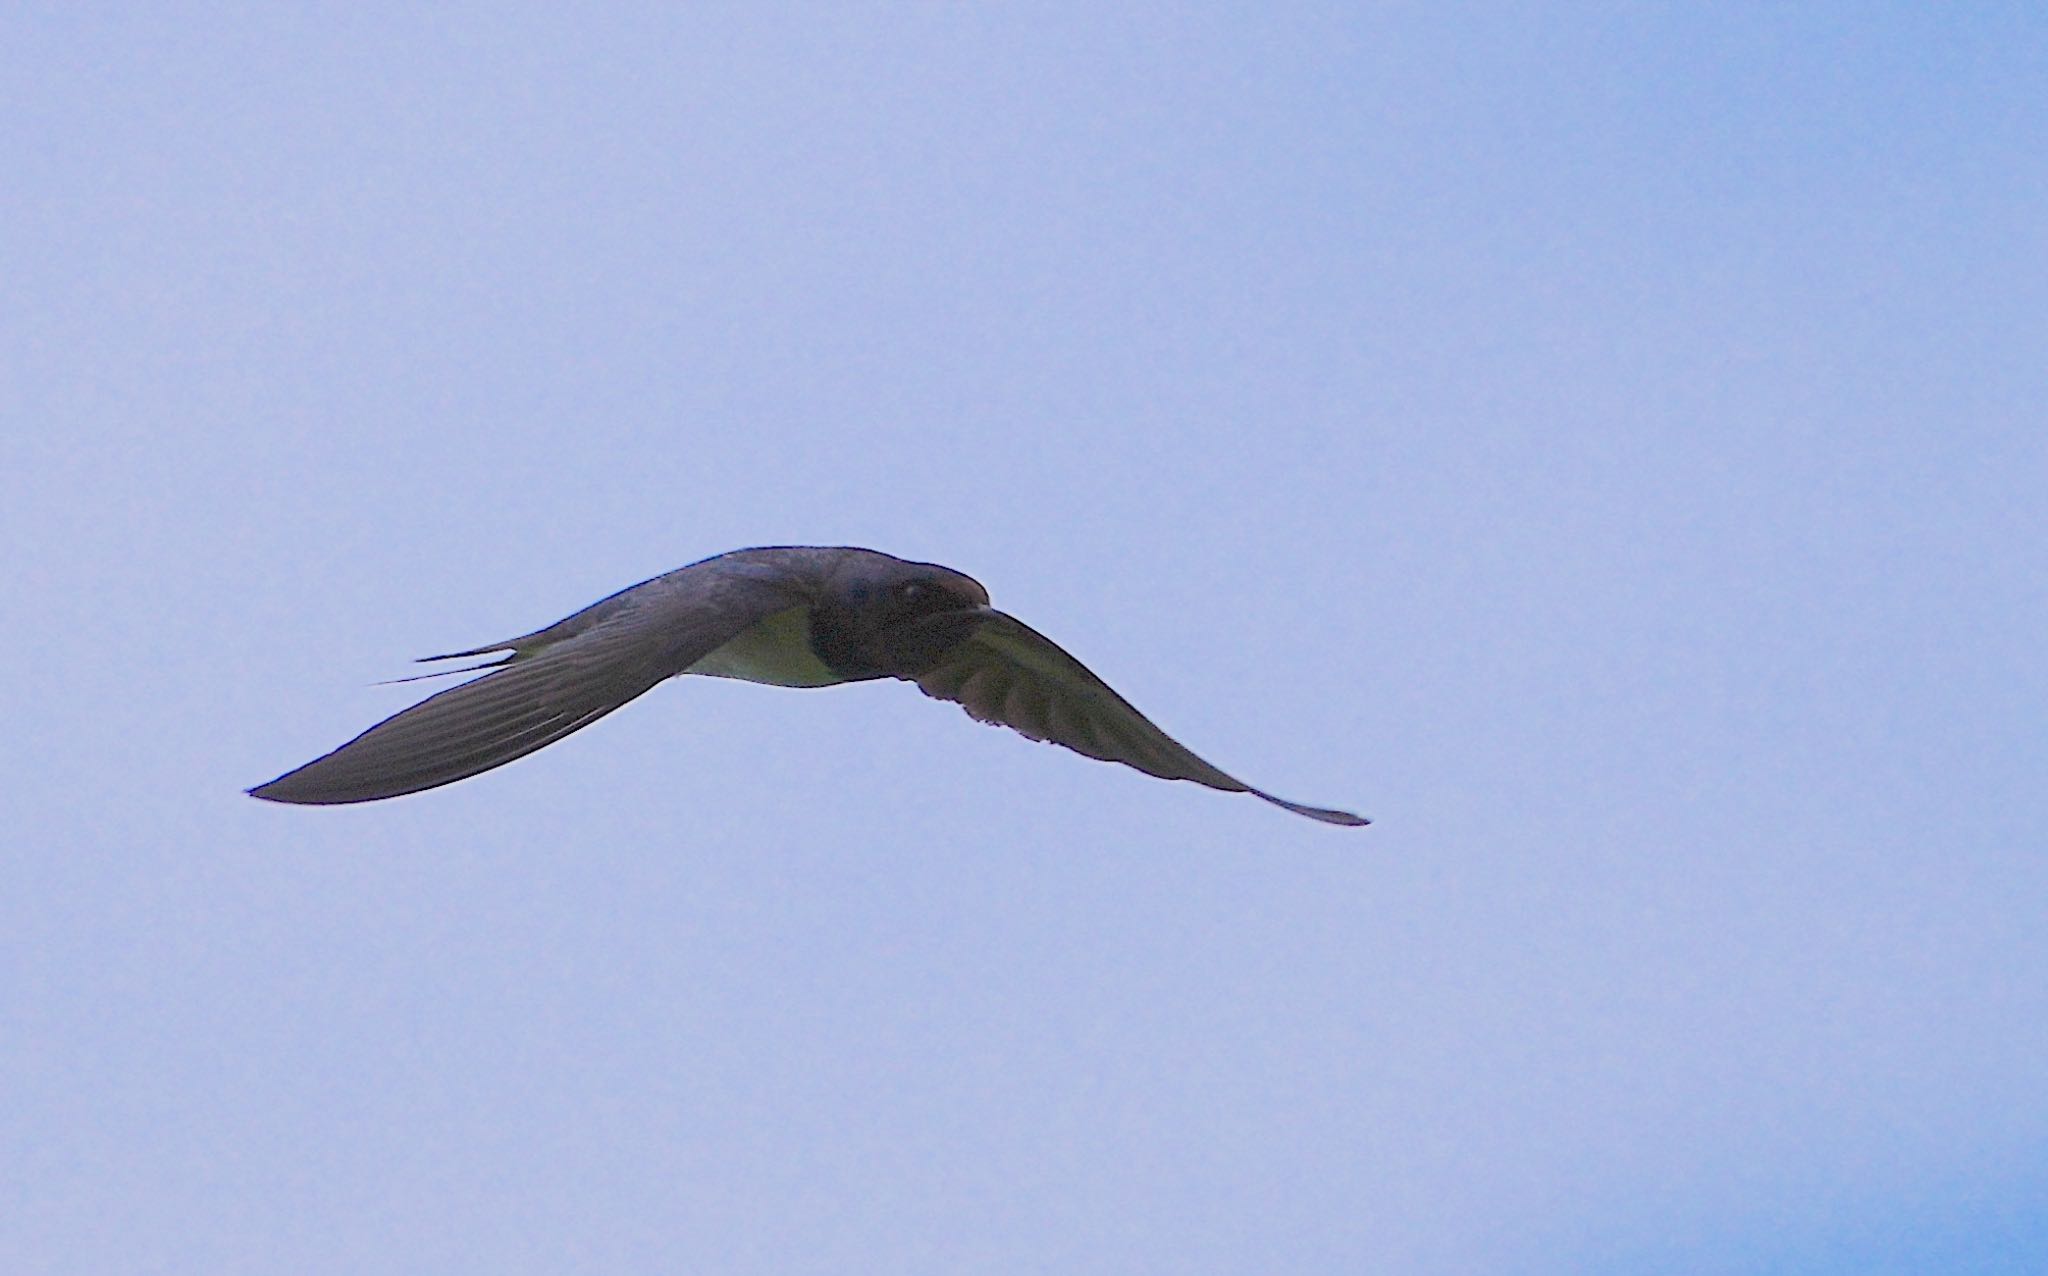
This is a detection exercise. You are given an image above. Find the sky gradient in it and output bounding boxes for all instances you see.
[5,5,2045,1273]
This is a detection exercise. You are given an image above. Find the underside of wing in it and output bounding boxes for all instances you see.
[914,611,1367,826]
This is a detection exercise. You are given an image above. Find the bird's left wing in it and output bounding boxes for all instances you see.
[249,573,799,805]
[912,610,1367,825]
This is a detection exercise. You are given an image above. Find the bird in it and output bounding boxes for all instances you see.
[248,546,1368,825]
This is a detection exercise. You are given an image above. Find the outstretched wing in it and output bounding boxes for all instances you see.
[250,574,797,805]
[912,610,1367,826]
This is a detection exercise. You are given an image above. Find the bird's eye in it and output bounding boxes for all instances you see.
[895,581,927,602]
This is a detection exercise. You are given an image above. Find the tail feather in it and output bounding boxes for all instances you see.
[375,653,516,685]
[416,642,517,662]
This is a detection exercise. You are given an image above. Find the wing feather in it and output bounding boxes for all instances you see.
[913,611,1367,826]
[250,573,798,805]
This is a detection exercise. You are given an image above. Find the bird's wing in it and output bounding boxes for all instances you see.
[249,574,798,805]
[912,610,1367,825]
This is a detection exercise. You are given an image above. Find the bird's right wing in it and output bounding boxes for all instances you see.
[249,574,798,805]
[914,610,1368,826]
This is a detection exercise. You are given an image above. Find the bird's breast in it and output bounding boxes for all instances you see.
[683,606,848,687]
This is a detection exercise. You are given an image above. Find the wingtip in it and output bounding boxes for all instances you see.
[1272,798,1371,827]
[1253,789,1371,827]
[247,772,357,805]
[246,778,297,804]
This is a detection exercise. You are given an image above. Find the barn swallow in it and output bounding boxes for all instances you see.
[248,546,1368,825]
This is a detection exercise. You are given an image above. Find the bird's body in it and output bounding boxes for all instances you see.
[249,546,1368,825]
[682,605,842,687]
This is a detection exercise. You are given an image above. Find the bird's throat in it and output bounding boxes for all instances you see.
[805,603,991,680]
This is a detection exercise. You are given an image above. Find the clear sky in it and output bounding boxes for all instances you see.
[5,4,2045,1273]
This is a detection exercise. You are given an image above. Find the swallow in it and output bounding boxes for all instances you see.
[248,546,1368,825]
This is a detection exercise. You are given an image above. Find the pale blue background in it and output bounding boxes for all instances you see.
[5,5,2045,1273]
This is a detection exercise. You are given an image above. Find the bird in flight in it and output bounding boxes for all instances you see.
[248,546,1368,825]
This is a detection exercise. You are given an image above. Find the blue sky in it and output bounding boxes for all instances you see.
[4,4,2044,1273]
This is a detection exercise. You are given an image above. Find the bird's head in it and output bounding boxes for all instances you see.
[809,553,993,678]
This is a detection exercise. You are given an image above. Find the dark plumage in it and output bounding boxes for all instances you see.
[249,546,1367,825]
